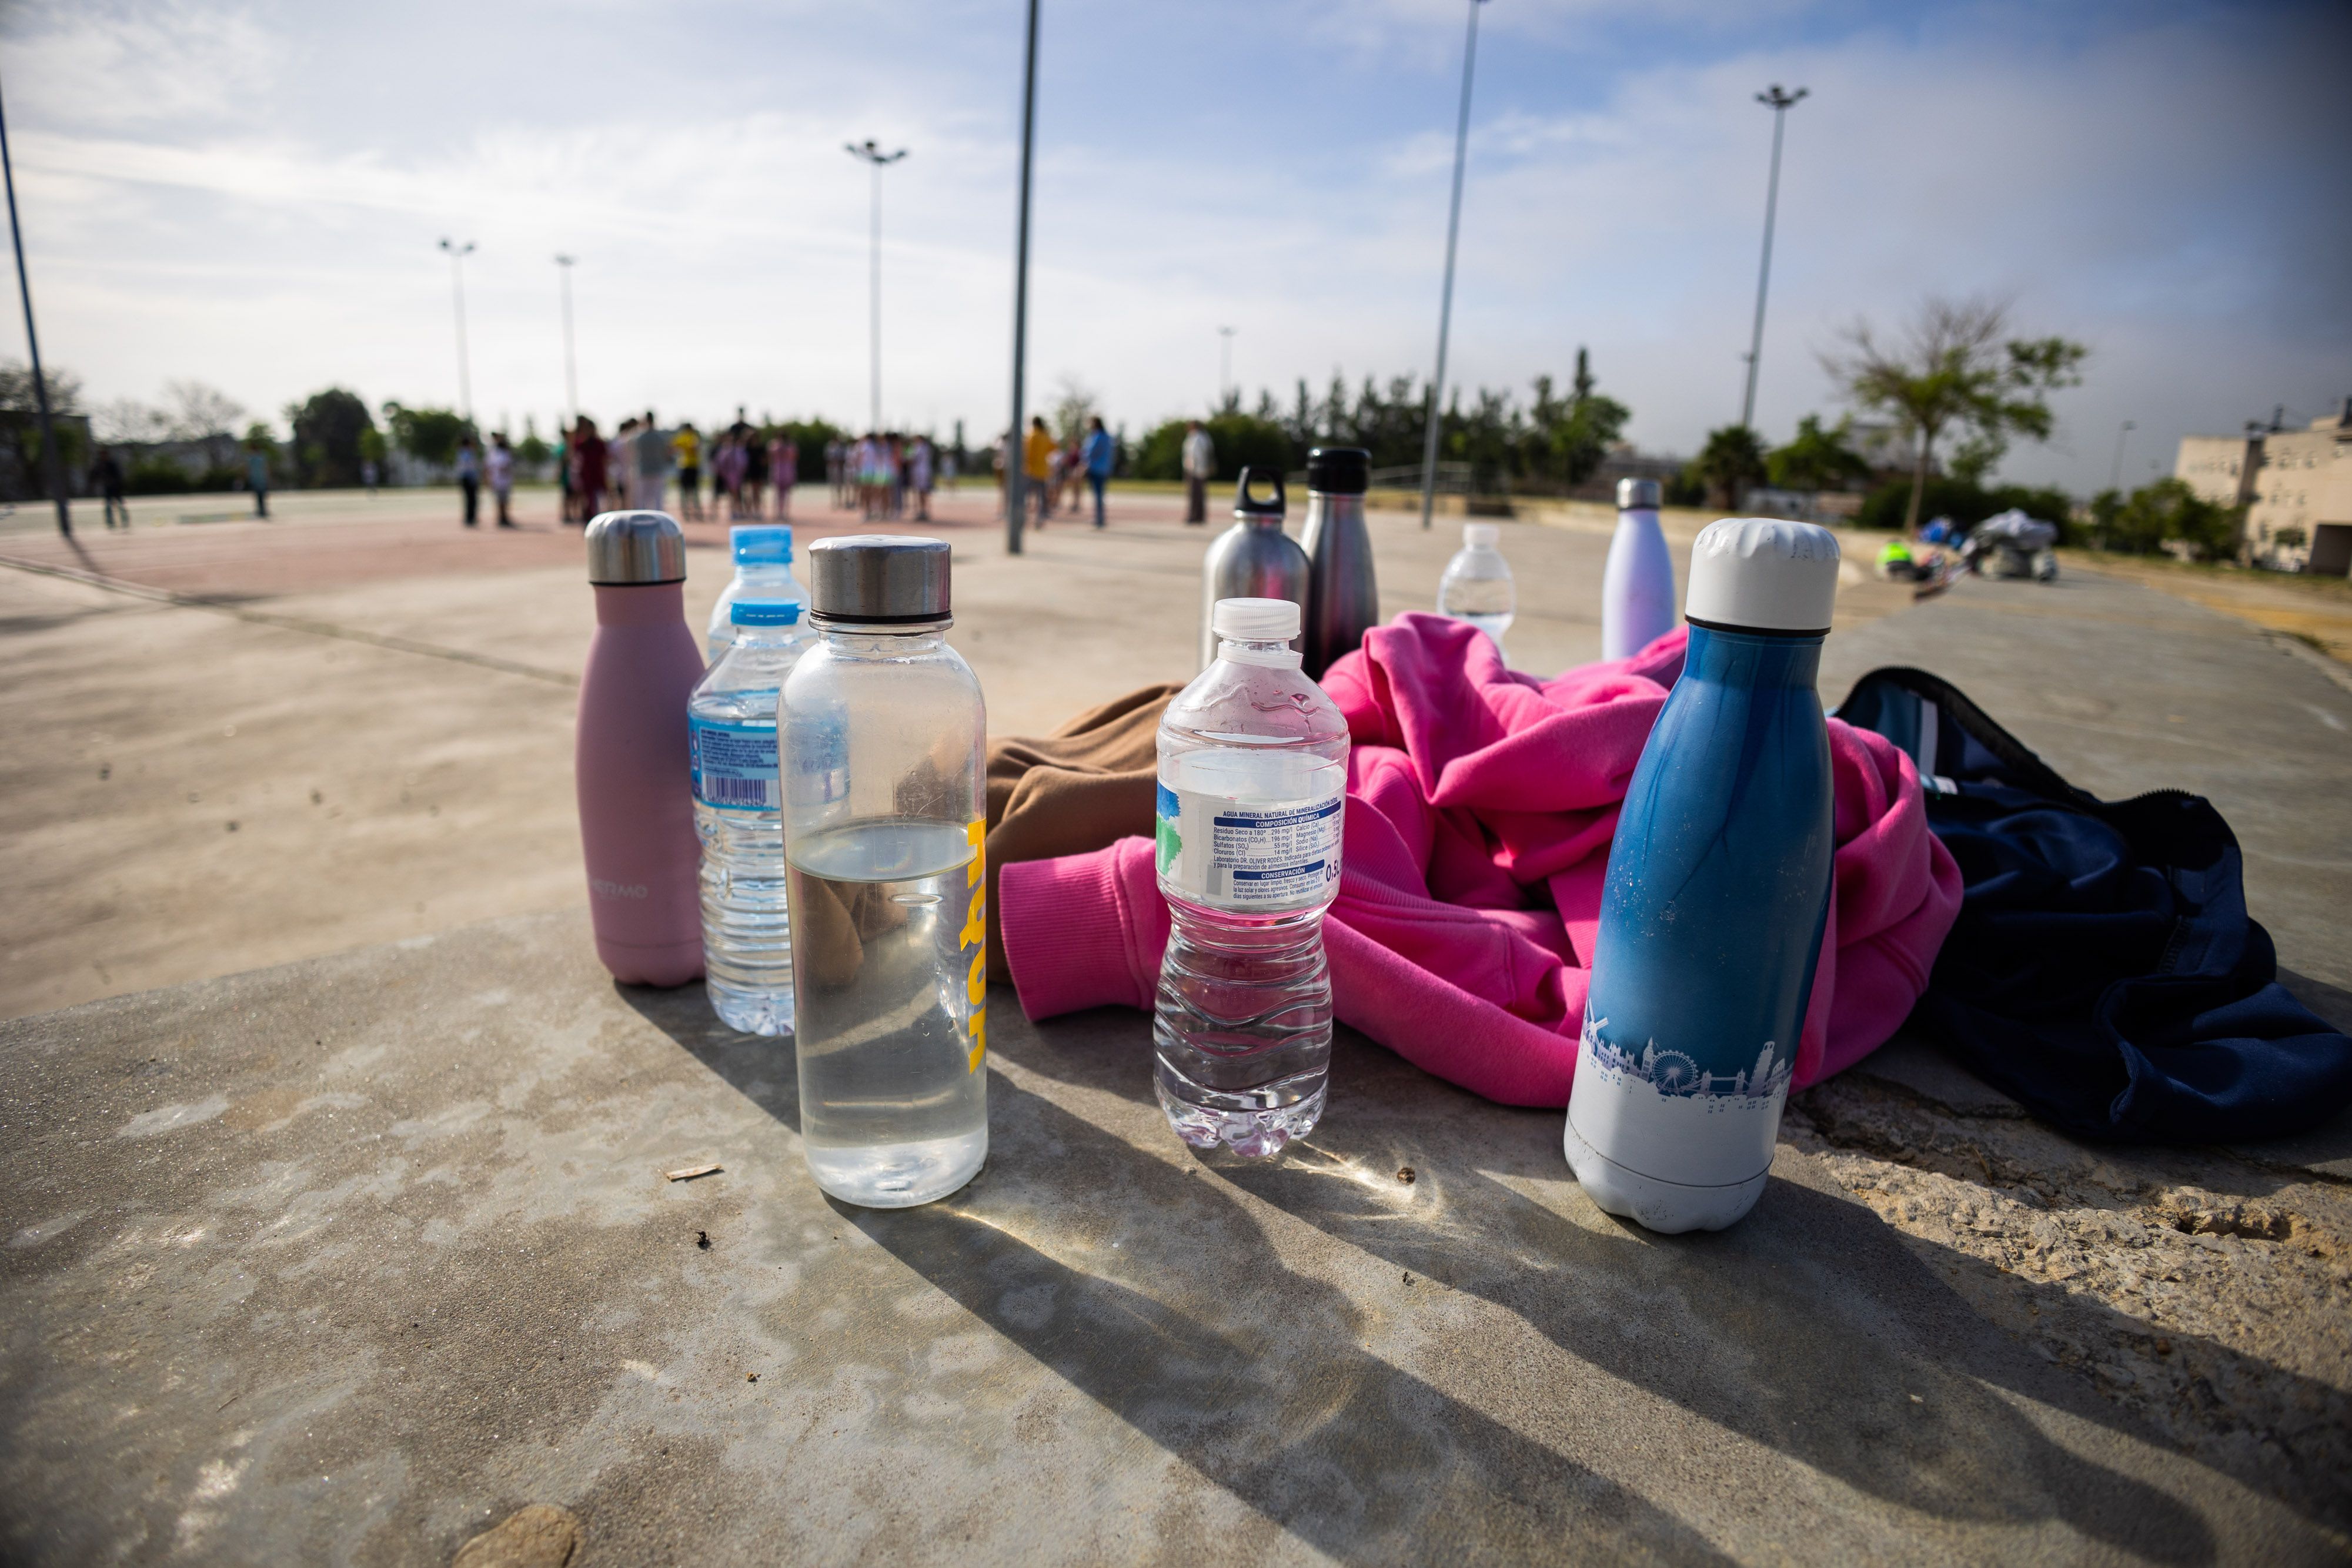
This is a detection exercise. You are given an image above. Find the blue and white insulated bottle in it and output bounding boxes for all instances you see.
[1565,517,1841,1232]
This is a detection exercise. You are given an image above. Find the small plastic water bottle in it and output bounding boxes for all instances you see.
[689,597,814,1035]
[1438,522,1514,652]
[782,536,988,1208]
[707,524,807,662]
[1153,597,1350,1156]
[1565,517,1840,1233]
[1602,478,1677,659]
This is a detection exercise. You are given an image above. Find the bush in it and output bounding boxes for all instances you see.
[1131,413,1291,484]
[2092,478,2240,560]
[1858,477,2081,541]
[125,459,239,496]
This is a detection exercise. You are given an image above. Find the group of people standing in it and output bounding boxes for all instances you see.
[453,432,519,528]
[552,411,797,527]
[1000,414,1117,529]
[824,432,940,521]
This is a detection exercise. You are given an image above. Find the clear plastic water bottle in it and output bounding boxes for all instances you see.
[689,597,814,1035]
[781,536,988,1208]
[1153,597,1350,1156]
[707,524,807,662]
[1438,522,1515,652]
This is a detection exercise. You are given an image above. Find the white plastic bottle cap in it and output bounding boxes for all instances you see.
[1683,517,1840,634]
[1464,523,1500,548]
[1212,597,1301,641]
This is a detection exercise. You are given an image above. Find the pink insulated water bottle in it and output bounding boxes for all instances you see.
[576,510,706,986]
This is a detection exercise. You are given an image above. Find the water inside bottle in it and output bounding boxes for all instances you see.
[693,683,793,1035]
[787,817,986,1207]
[1153,744,1342,1156]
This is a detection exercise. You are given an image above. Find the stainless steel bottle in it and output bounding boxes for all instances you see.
[1200,468,1309,669]
[1298,446,1378,680]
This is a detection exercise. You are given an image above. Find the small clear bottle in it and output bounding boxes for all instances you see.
[1153,597,1351,1156]
[707,524,808,663]
[781,536,988,1208]
[1438,522,1515,653]
[689,597,814,1035]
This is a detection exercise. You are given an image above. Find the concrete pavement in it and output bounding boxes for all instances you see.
[2,552,2348,1563]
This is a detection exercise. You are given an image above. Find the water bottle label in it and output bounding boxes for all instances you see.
[1566,1012,1790,1188]
[688,717,779,812]
[1155,781,1342,907]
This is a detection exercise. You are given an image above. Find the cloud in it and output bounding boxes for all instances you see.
[1,0,2343,492]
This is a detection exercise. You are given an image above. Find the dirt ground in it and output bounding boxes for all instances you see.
[0,484,1918,1021]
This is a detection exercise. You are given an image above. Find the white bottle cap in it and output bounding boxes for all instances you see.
[1683,517,1840,634]
[1464,523,1500,548]
[1212,596,1301,641]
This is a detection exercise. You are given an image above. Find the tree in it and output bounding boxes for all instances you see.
[381,401,471,469]
[1689,425,1768,510]
[1766,414,1870,492]
[1050,376,1100,443]
[1526,350,1631,487]
[286,387,375,487]
[2094,477,2239,560]
[0,360,84,413]
[1820,296,2086,534]
[163,380,247,471]
[517,416,550,466]
[94,398,172,443]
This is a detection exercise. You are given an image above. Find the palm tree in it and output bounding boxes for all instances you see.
[1691,424,1768,510]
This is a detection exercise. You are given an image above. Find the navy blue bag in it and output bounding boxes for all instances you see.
[1838,667,2352,1143]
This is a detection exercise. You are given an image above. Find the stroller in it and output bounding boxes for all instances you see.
[1960,508,2060,581]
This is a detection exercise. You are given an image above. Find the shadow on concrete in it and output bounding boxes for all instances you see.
[616,980,802,1127]
[997,1011,2233,1560]
[848,1080,1736,1565]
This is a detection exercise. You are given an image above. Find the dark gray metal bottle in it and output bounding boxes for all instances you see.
[1200,469,1309,670]
[1297,447,1379,679]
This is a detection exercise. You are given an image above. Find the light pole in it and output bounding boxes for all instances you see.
[1006,0,1040,556]
[554,253,579,430]
[1218,326,1235,406]
[845,139,908,434]
[1739,85,1806,433]
[439,238,476,423]
[2108,419,2135,493]
[1418,0,1487,531]
[0,72,69,537]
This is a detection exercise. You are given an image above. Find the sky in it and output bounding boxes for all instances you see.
[3,0,2347,494]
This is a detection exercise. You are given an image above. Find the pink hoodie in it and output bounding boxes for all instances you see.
[1000,615,1964,1107]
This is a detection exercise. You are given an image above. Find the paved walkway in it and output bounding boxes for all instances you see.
[2,562,2346,1563]
[0,489,1911,1021]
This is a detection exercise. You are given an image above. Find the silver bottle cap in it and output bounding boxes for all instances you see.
[1616,478,1661,511]
[585,510,686,585]
[807,535,951,626]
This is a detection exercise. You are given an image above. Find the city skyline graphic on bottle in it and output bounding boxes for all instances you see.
[1565,516,1840,1233]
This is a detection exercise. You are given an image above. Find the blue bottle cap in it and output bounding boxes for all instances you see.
[731,598,803,627]
[731,525,793,567]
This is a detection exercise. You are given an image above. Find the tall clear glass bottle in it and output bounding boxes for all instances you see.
[780,536,988,1208]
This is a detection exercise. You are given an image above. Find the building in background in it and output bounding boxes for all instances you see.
[2174,401,2352,574]
[2174,434,2261,510]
